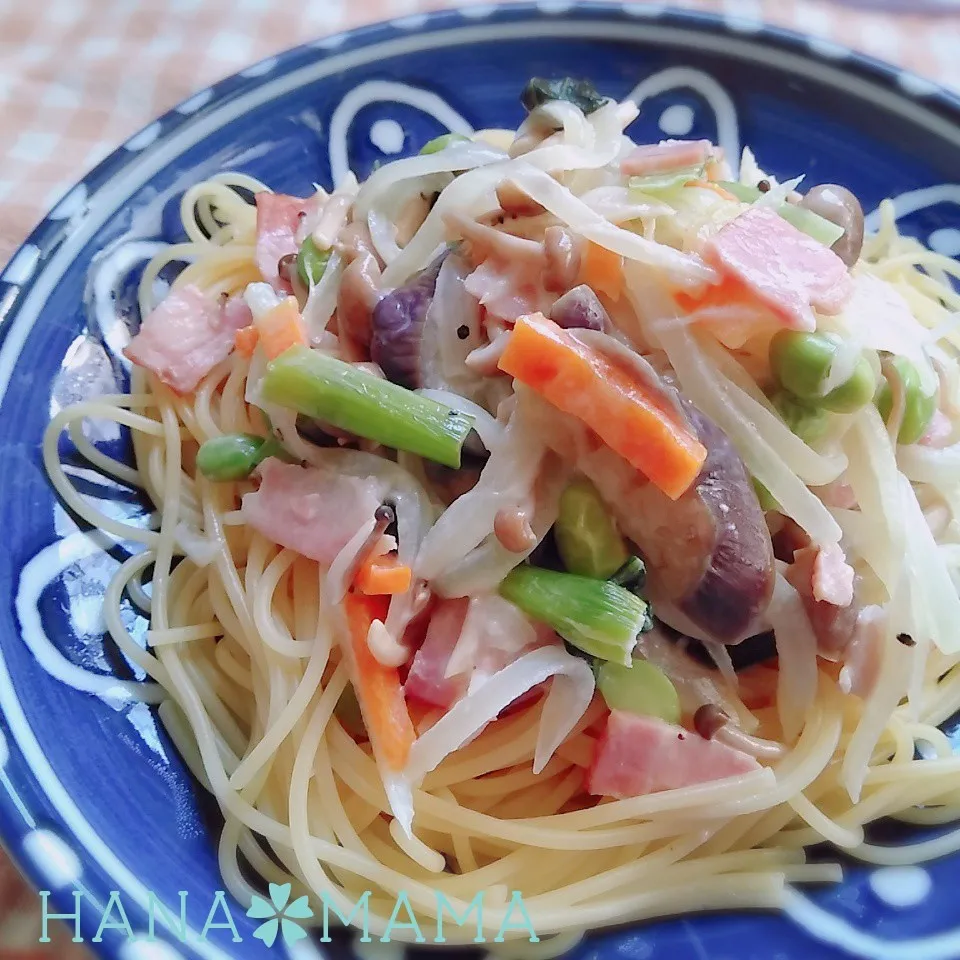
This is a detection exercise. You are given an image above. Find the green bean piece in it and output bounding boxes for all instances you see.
[196,433,273,482]
[610,556,647,592]
[419,133,470,155]
[555,479,629,579]
[595,660,681,724]
[296,236,331,287]
[262,345,475,468]
[876,356,938,446]
[772,391,830,446]
[500,565,647,666]
[628,167,704,200]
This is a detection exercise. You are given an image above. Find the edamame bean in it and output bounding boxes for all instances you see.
[772,391,830,445]
[821,356,876,414]
[419,133,470,155]
[297,236,331,288]
[196,434,270,482]
[770,331,835,400]
[555,478,629,579]
[876,356,938,445]
[770,331,874,413]
[596,659,681,723]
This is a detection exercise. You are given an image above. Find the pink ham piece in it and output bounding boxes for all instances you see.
[405,596,557,710]
[240,459,382,564]
[464,259,553,324]
[255,192,319,291]
[702,206,852,331]
[587,711,760,799]
[791,543,855,608]
[124,285,251,394]
[621,139,713,178]
[405,598,471,709]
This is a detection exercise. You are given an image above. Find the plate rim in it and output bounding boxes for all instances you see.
[2,4,960,958]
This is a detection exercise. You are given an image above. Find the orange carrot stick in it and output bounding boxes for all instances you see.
[234,324,259,357]
[255,296,307,360]
[355,554,413,596]
[343,593,415,770]
[498,313,707,500]
[579,241,624,300]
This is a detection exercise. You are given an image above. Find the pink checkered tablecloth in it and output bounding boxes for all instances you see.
[2,0,960,268]
[1,0,959,954]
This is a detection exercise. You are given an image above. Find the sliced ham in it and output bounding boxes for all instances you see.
[404,595,557,710]
[255,192,319,291]
[124,285,251,394]
[784,543,860,659]
[240,459,383,564]
[702,206,853,332]
[620,139,712,178]
[811,543,855,607]
[464,259,553,324]
[405,598,471,709]
[790,543,854,608]
[587,711,760,799]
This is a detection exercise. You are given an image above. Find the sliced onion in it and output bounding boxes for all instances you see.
[898,473,960,655]
[702,639,737,688]
[355,142,506,218]
[433,451,566,598]
[767,573,819,742]
[175,521,219,567]
[507,167,717,289]
[580,185,672,223]
[630,272,841,545]
[756,175,804,209]
[821,335,863,397]
[404,647,595,782]
[415,401,545,581]
[428,254,487,399]
[385,772,415,838]
[843,407,906,596]
[325,517,377,605]
[635,627,759,733]
[520,100,625,176]
[418,388,502,452]
[899,441,960,485]
[367,208,402,265]
[301,250,343,343]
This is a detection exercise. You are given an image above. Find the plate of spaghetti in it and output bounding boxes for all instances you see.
[5,5,960,960]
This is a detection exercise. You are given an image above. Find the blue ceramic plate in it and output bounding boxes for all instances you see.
[3,5,960,959]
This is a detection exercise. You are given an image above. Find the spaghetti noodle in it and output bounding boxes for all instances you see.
[42,83,960,949]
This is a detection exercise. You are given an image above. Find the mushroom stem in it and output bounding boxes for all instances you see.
[693,704,785,760]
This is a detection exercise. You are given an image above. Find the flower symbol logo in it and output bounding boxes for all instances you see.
[246,882,314,947]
